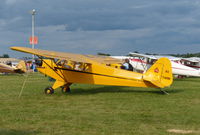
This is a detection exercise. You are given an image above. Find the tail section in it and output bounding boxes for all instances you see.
[15,60,27,73]
[143,58,173,88]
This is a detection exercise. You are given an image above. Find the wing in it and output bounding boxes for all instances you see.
[10,46,121,64]
[11,46,91,63]
[154,55,181,61]
[129,52,157,59]
[84,55,122,64]
[130,52,182,61]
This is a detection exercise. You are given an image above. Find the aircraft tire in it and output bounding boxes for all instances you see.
[61,86,71,93]
[45,87,54,94]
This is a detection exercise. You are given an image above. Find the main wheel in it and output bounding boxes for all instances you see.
[45,87,54,94]
[61,86,71,93]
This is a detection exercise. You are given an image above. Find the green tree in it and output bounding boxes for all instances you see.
[3,54,9,58]
[0,54,9,58]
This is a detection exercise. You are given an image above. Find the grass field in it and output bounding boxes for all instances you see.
[0,73,200,135]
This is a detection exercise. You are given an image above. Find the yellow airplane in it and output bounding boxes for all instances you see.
[0,60,26,73]
[11,46,173,94]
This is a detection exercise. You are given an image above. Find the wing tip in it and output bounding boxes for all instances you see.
[10,46,20,50]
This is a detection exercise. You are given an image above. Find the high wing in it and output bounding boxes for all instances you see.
[129,52,181,61]
[10,47,121,65]
[129,52,157,59]
[85,55,122,64]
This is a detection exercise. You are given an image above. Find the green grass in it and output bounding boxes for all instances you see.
[0,73,200,135]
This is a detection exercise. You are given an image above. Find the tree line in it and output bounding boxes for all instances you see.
[170,53,200,58]
[98,51,200,58]
[0,54,9,58]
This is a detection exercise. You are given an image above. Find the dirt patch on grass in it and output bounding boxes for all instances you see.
[167,129,198,134]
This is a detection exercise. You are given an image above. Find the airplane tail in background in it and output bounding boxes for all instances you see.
[143,58,173,88]
[15,60,27,73]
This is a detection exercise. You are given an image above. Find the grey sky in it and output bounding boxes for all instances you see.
[1,0,200,57]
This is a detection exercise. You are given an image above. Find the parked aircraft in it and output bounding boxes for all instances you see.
[11,46,173,94]
[0,60,26,73]
[180,57,200,70]
[125,52,200,77]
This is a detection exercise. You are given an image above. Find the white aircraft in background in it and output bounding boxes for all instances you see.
[180,57,200,70]
[112,52,200,77]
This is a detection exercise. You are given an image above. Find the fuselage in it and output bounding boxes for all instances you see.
[0,63,15,73]
[37,59,156,89]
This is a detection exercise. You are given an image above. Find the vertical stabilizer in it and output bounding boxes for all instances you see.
[15,60,27,73]
[143,58,173,88]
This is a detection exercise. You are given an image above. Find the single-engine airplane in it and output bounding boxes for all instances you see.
[0,60,26,73]
[126,52,200,77]
[11,46,173,94]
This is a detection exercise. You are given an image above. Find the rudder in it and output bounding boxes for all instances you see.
[143,58,173,88]
[15,60,27,73]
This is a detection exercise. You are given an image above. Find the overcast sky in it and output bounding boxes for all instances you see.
[1,0,200,57]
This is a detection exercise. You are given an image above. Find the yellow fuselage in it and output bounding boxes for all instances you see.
[37,59,155,89]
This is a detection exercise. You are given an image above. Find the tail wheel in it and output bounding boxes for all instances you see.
[62,86,71,93]
[45,87,54,94]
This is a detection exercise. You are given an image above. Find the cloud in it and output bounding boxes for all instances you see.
[5,0,17,5]
[1,0,200,57]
